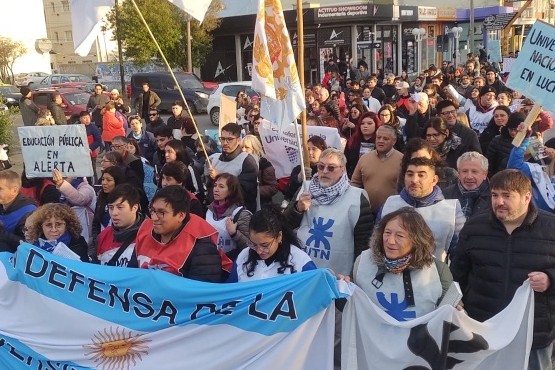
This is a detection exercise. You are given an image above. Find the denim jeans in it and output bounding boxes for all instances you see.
[528,342,553,370]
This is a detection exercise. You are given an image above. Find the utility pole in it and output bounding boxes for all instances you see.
[468,0,474,53]
[115,0,126,97]
[187,19,192,73]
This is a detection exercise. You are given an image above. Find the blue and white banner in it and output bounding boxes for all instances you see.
[342,282,534,370]
[505,20,555,112]
[0,244,345,369]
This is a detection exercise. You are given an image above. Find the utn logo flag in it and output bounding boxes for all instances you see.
[252,0,306,127]
[70,0,212,57]
[505,20,555,113]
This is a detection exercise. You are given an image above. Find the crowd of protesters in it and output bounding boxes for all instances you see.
[8,51,555,369]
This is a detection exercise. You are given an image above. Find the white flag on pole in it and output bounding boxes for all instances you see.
[70,0,113,57]
[252,0,306,127]
[167,0,213,22]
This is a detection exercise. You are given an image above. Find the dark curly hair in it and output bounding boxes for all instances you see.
[243,205,301,277]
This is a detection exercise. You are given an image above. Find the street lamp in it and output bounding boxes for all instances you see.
[412,28,426,74]
[451,26,463,68]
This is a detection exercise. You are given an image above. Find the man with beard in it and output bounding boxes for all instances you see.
[205,123,258,213]
[379,157,466,260]
[451,169,555,370]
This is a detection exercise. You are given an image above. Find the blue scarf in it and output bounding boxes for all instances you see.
[36,231,72,252]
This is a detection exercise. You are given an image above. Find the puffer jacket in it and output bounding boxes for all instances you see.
[451,205,555,349]
[486,132,513,176]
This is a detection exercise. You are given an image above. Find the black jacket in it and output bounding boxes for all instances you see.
[451,205,555,349]
[486,133,514,176]
[449,122,482,154]
[442,182,491,218]
[479,121,501,154]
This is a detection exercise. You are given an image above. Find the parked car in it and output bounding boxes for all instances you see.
[32,88,91,124]
[130,72,213,114]
[0,84,22,108]
[37,74,94,88]
[14,72,50,87]
[207,81,258,126]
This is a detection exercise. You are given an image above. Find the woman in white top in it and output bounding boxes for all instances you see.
[353,207,453,320]
[227,206,317,282]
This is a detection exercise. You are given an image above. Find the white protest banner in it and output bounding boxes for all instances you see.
[502,57,516,73]
[259,121,342,178]
[506,20,555,112]
[342,282,534,370]
[0,244,344,369]
[18,125,93,178]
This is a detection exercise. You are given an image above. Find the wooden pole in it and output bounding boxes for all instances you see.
[512,104,542,147]
[129,0,212,169]
[297,0,310,174]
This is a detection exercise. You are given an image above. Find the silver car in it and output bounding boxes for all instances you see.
[14,72,50,87]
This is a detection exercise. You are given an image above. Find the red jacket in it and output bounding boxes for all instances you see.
[135,215,232,281]
[101,111,124,142]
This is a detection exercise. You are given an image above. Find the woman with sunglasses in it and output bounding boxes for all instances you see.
[227,205,316,282]
[25,203,89,262]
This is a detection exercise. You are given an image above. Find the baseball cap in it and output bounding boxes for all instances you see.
[410,92,428,103]
[396,81,409,90]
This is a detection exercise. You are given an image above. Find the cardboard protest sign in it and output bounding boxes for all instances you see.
[219,94,237,133]
[18,125,93,178]
[506,21,555,112]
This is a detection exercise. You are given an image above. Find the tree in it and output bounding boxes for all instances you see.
[105,0,223,70]
[0,38,26,84]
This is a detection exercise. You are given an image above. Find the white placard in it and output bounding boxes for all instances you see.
[18,125,94,178]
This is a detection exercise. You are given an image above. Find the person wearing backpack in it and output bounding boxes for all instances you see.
[205,173,251,261]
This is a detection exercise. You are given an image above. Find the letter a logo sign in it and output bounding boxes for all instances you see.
[329,29,343,40]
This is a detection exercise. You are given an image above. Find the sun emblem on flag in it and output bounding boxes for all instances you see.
[83,326,150,370]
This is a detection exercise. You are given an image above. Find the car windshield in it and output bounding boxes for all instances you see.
[70,76,94,83]
[0,86,19,94]
[64,92,91,105]
[178,75,203,90]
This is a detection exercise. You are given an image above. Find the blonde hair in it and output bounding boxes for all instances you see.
[35,117,54,126]
[457,112,470,128]
[242,135,265,158]
[26,203,82,243]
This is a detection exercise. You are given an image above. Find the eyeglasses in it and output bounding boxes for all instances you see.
[426,133,444,139]
[317,163,343,172]
[379,113,391,117]
[149,208,170,219]
[111,144,125,149]
[42,221,66,230]
[247,237,276,253]
[219,136,237,143]
[440,110,457,116]
[149,113,158,117]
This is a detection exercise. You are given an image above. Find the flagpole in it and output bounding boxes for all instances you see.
[296,0,310,182]
[129,0,213,170]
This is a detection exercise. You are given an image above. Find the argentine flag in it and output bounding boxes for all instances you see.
[0,244,347,369]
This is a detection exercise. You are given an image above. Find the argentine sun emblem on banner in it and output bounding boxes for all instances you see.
[252,0,306,127]
[0,244,346,370]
